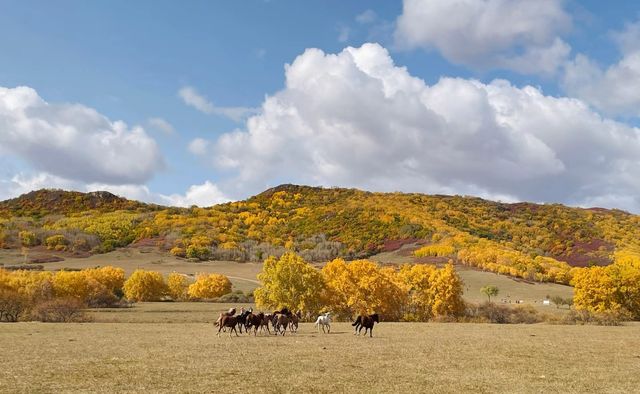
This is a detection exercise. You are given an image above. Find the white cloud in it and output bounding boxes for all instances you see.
[188,138,210,156]
[356,9,377,24]
[148,117,175,134]
[0,171,230,208]
[0,86,164,185]
[563,20,640,117]
[178,86,256,122]
[157,181,230,207]
[199,43,640,212]
[394,0,572,75]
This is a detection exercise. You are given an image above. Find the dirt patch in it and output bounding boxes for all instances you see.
[380,238,425,253]
[29,255,65,264]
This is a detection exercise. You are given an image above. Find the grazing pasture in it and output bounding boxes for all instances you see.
[2,308,639,393]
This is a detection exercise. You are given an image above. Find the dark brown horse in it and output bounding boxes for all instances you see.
[217,315,239,337]
[245,312,266,336]
[352,313,379,337]
[274,313,290,335]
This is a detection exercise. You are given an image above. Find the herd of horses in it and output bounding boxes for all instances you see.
[215,307,380,337]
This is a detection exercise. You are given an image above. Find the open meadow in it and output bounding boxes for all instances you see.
[1,302,639,394]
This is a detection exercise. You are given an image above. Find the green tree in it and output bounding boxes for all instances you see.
[480,285,499,302]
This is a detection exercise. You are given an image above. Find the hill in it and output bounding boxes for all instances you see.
[0,189,156,217]
[1,185,640,285]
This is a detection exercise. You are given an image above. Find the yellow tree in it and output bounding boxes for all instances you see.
[429,262,465,317]
[122,270,167,302]
[322,258,406,320]
[254,252,325,313]
[167,272,189,301]
[187,273,231,299]
[572,266,620,313]
[85,266,125,295]
[397,263,437,320]
[52,271,107,302]
[609,253,640,319]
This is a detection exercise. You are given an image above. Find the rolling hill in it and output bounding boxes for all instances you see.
[1,184,639,285]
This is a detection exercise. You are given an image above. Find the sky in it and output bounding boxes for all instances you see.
[2,0,640,212]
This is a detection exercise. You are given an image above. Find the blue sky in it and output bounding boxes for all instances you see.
[2,0,640,211]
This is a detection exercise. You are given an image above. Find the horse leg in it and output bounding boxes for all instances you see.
[370,327,373,337]
[327,323,330,333]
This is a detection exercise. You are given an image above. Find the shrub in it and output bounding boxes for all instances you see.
[464,302,543,324]
[19,230,38,247]
[45,235,68,251]
[558,309,631,326]
[167,272,188,301]
[0,289,31,322]
[170,246,186,258]
[215,290,254,303]
[188,273,232,300]
[52,271,107,302]
[31,298,88,322]
[123,270,167,302]
[185,245,211,260]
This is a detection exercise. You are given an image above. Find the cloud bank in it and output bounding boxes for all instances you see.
[394,0,572,75]
[0,86,164,185]
[200,43,640,212]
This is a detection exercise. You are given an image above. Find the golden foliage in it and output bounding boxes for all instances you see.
[322,258,406,320]
[187,273,231,299]
[167,272,188,301]
[254,252,325,312]
[123,270,166,302]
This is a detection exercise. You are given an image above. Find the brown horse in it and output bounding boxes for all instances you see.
[352,313,380,337]
[289,312,300,333]
[215,307,236,329]
[274,313,289,335]
[217,315,239,337]
[245,312,265,336]
[260,313,273,334]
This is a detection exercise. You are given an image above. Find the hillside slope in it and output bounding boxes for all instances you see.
[1,185,640,284]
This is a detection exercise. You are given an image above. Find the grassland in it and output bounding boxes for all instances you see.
[2,303,639,394]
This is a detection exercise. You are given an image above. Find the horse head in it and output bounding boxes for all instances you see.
[371,313,380,323]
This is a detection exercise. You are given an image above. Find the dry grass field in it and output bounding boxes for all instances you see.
[2,304,639,394]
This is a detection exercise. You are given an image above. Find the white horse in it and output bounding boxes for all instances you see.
[315,312,331,333]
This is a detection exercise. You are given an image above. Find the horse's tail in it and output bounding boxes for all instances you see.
[352,316,361,326]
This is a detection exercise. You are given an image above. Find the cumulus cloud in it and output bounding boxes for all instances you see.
[197,43,640,212]
[178,86,256,122]
[0,171,229,208]
[0,86,164,185]
[158,181,230,207]
[394,0,572,75]
[563,20,640,117]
